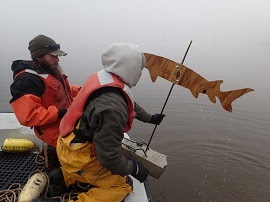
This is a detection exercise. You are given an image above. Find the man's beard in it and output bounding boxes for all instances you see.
[39,60,63,82]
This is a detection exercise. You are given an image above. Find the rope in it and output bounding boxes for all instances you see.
[122,139,148,157]
[0,149,91,202]
[122,142,137,156]
[75,182,92,191]
[34,146,45,165]
[0,184,21,202]
[60,191,79,202]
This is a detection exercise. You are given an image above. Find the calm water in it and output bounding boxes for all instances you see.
[130,74,270,201]
[1,0,270,201]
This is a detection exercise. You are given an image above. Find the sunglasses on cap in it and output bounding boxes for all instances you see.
[36,44,60,51]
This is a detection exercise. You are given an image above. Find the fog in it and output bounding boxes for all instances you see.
[1,1,269,111]
[1,0,270,200]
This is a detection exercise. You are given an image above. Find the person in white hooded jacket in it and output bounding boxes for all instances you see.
[54,43,165,201]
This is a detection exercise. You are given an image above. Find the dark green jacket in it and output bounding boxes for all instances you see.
[76,90,151,176]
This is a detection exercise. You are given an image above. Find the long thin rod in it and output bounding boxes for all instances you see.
[146,40,193,151]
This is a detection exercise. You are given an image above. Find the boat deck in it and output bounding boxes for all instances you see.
[0,113,152,201]
[0,151,46,190]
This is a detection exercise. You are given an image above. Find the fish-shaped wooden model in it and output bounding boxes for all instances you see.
[144,53,254,112]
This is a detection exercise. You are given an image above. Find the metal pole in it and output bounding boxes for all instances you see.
[146,40,193,151]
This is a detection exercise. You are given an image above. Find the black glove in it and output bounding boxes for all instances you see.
[148,113,165,125]
[130,159,149,183]
[58,108,67,118]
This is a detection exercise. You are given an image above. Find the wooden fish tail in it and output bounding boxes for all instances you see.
[217,88,254,112]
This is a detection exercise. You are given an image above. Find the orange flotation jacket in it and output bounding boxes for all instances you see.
[14,69,73,108]
[59,70,136,154]
[12,69,74,147]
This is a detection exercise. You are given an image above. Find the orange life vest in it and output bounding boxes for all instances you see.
[60,70,136,149]
[15,69,73,147]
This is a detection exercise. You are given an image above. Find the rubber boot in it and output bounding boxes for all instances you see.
[43,144,61,170]
[48,168,67,197]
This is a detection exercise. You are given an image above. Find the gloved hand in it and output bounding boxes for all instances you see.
[148,113,165,125]
[130,159,149,183]
[58,108,67,118]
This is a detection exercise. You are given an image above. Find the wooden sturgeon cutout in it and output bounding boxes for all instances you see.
[144,53,254,112]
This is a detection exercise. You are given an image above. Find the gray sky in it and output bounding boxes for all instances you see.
[1,0,270,110]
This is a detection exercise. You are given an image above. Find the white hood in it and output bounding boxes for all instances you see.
[101,43,145,88]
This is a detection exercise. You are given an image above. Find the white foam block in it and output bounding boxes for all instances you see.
[121,137,167,179]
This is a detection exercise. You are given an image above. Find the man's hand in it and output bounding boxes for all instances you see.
[148,113,165,125]
[130,159,149,183]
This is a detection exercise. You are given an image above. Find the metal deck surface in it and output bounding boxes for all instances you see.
[0,151,46,190]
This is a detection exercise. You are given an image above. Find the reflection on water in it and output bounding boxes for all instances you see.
[1,66,270,201]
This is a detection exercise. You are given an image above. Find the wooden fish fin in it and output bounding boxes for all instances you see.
[144,53,180,83]
[144,53,159,83]
[205,80,223,103]
[146,68,158,83]
[217,88,254,112]
[189,88,199,99]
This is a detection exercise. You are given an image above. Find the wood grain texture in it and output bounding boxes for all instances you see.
[144,53,254,112]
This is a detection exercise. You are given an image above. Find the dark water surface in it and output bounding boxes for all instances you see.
[130,76,270,201]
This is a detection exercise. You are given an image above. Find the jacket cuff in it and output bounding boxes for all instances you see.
[134,102,152,122]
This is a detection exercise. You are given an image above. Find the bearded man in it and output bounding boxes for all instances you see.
[9,35,80,169]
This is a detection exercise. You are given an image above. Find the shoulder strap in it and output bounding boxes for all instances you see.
[85,86,128,108]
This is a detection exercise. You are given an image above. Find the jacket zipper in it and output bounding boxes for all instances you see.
[61,75,72,104]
